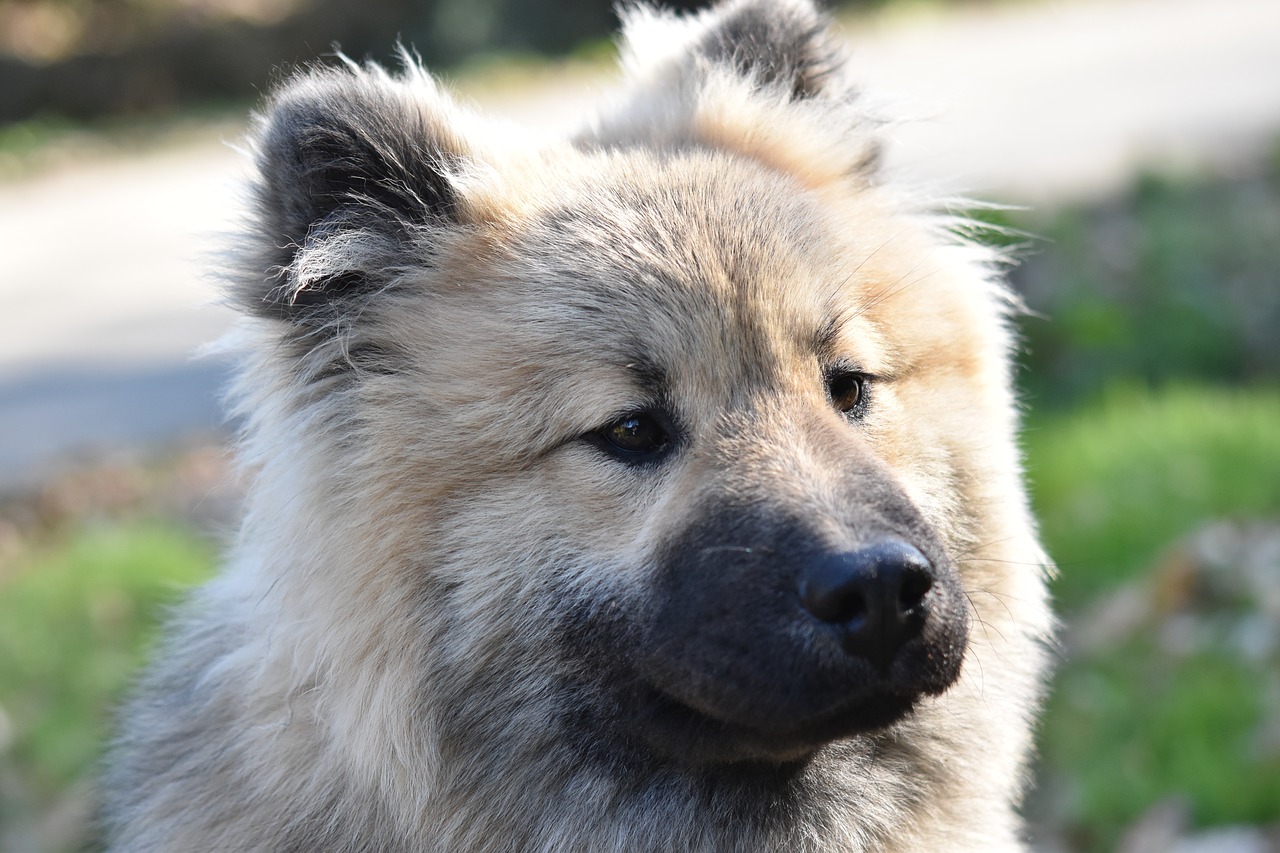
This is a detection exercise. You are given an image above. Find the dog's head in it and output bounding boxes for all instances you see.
[231,0,1046,803]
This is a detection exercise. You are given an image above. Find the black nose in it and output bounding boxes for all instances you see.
[797,540,936,666]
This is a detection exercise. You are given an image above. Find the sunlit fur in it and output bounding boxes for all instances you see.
[102,1,1054,850]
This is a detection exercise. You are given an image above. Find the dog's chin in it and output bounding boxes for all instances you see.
[630,685,921,767]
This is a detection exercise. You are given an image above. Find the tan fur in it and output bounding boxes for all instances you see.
[102,2,1053,850]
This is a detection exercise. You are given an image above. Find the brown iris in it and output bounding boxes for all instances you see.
[827,370,867,416]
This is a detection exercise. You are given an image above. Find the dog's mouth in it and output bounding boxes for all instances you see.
[628,678,923,766]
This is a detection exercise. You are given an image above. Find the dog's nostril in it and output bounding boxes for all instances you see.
[797,540,936,662]
[898,565,933,614]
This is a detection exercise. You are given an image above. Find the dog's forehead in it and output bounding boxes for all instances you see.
[492,151,870,390]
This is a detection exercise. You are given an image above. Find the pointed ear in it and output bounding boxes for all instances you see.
[692,0,844,98]
[596,1,878,185]
[618,0,848,100]
[242,62,476,321]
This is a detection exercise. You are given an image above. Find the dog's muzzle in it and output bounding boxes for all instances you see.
[620,508,970,766]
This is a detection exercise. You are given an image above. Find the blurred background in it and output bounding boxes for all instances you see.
[1,0,1278,850]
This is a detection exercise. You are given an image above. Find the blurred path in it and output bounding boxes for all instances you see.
[2,0,1278,490]
[847,0,1280,203]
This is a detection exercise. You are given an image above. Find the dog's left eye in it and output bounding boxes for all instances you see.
[591,412,673,462]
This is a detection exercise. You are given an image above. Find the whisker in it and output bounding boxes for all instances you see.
[966,588,1019,627]
[846,265,944,322]
[962,591,1009,645]
[950,535,1020,560]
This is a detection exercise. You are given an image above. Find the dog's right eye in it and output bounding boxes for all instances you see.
[589,412,673,463]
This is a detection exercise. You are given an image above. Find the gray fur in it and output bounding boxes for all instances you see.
[693,0,844,96]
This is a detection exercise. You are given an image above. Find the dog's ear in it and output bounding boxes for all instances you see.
[598,1,877,183]
[618,0,848,100]
[689,0,844,98]
[241,62,477,321]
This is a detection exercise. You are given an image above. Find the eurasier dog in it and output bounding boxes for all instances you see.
[104,1,1053,850]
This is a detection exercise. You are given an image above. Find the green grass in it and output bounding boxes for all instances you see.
[1026,384,1280,849]
[1009,158,1280,410]
[0,522,215,802]
[1043,642,1280,849]
[1026,383,1280,610]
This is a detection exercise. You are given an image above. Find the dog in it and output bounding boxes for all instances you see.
[102,1,1054,849]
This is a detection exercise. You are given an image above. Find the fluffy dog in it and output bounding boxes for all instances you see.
[103,1,1054,850]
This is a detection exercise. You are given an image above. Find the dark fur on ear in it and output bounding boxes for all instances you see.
[694,0,843,98]
[242,61,471,321]
[611,0,850,101]
[586,1,878,180]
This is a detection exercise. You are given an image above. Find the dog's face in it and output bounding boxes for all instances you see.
[395,154,979,768]
[220,0,1051,844]
[243,134,1005,766]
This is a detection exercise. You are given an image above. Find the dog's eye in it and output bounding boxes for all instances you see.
[827,370,868,417]
[593,412,672,462]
